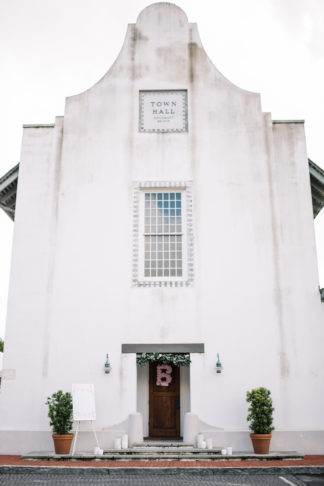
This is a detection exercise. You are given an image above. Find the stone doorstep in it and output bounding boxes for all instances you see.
[131,441,195,450]
[21,451,305,461]
[130,447,211,452]
[136,441,193,446]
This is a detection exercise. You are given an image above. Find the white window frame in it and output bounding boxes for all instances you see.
[139,187,187,282]
[132,181,194,288]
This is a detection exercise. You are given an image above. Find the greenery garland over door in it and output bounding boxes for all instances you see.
[136,353,191,367]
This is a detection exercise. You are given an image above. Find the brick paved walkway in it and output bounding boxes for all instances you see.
[0,455,324,468]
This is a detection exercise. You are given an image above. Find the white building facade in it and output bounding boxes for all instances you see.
[0,3,324,454]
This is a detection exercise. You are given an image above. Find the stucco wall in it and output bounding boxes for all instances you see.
[0,3,323,453]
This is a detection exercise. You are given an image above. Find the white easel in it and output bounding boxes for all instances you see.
[71,384,101,455]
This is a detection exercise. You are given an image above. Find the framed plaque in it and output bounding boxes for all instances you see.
[139,90,188,133]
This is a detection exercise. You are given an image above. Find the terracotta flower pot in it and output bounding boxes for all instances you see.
[52,434,74,454]
[250,433,272,454]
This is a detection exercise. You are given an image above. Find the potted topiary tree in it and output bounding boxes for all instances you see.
[46,390,74,454]
[246,387,274,454]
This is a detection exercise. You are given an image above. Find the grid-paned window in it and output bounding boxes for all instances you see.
[144,192,183,278]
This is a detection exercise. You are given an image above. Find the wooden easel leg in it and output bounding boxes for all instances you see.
[72,421,79,456]
[91,421,100,449]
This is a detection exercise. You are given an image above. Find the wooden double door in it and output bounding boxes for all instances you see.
[149,362,180,438]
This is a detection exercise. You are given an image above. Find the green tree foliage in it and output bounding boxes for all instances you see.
[246,387,275,434]
[46,390,73,435]
[0,339,4,352]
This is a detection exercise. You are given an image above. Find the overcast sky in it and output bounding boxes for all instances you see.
[0,0,323,339]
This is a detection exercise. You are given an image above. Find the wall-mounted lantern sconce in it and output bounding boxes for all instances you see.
[104,354,111,374]
[216,353,223,373]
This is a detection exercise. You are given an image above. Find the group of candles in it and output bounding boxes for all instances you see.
[114,434,129,450]
[197,434,232,455]
[221,447,233,455]
[95,433,234,454]
[94,446,104,455]
[197,434,213,449]
[109,433,233,454]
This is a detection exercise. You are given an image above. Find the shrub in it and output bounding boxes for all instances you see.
[46,390,73,435]
[246,387,274,434]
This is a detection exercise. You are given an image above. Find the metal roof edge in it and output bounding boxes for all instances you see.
[23,124,55,128]
[0,163,19,192]
[309,158,324,180]
[272,120,305,124]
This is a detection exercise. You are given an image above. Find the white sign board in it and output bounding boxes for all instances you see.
[72,384,96,421]
[139,90,188,132]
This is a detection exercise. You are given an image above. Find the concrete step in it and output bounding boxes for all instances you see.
[105,448,222,455]
[133,441,194,449]
[131,446,197,452]
[22,451,305,462]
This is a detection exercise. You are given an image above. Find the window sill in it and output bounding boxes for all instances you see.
[133,279,193,288]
